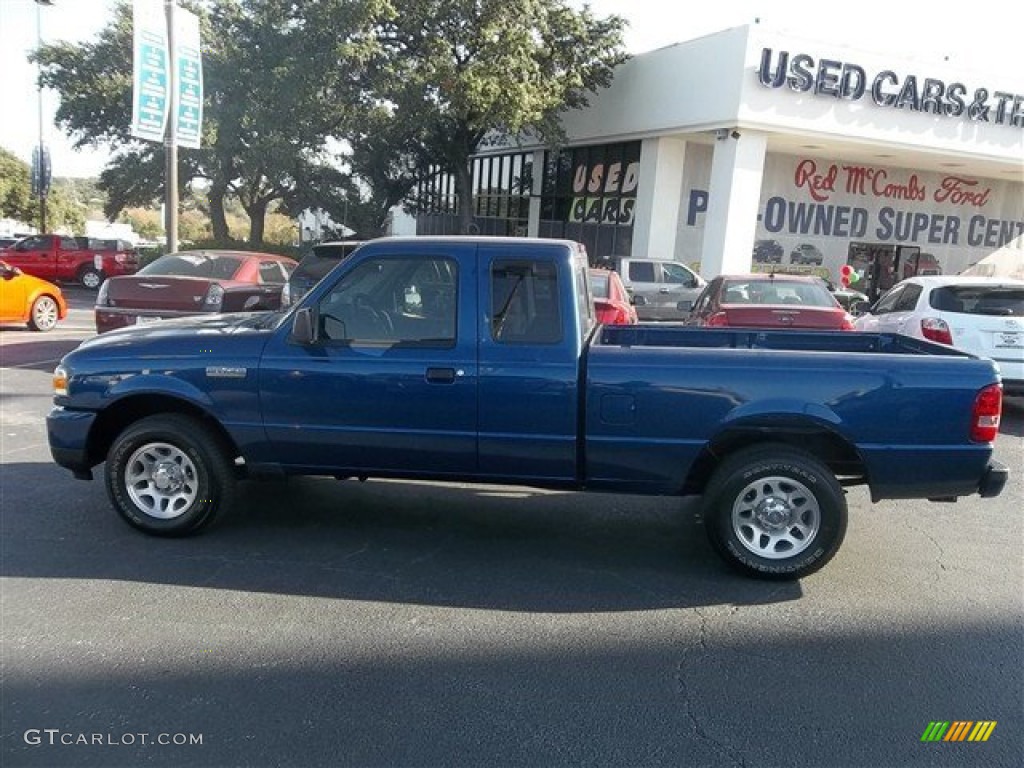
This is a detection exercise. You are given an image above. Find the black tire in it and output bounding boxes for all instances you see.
[105,415,235,536]
[28,294,60,331]
[78,265,103,290]
[702,443,847,580]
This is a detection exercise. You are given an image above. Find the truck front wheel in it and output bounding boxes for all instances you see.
[105,415,235,536]
[78,265,103,289]
[702,444,847,580]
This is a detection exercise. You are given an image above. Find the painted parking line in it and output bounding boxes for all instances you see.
[5,357,67,369]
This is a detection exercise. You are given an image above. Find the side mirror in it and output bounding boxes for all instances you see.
[850,300,871,316]
[291,307,315,343]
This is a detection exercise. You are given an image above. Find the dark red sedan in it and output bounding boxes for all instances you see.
[686,274,855,330]
[95,250,295,334]
[589,268,638,325]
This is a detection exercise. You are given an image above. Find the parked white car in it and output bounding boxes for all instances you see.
[854,276,1024,395]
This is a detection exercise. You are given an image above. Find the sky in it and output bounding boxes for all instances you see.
[0,0,1021,179]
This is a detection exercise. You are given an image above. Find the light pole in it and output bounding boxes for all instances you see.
[164,0,178,253]
[35,0,54,234]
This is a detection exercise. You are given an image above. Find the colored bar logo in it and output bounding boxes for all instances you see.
[921,721,997,742]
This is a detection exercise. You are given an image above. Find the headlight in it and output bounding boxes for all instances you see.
[53,365,68,396]
[203,283,225,310]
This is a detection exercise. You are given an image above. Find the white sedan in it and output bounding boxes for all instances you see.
[854,275,1024,395]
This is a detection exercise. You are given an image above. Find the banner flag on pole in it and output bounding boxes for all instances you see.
[173,7,203,148]
[130,0,169,143]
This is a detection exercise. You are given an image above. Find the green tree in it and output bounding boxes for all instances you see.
[0,148,36,223]
[374,0,627,232]
[35,0,384,244]
[0,151,85,232]
[119,207,163,240]
[46,180,87,233]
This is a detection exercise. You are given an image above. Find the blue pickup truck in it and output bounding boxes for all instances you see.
[47,237,1008,579]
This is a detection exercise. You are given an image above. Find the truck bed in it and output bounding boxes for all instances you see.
[597,325,971,358]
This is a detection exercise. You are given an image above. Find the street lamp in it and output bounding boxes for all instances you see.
[35,0,54,234]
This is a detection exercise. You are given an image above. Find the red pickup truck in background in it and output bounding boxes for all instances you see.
[0,234,139,289]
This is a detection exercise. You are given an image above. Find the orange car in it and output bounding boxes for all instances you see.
[0,259,68,331]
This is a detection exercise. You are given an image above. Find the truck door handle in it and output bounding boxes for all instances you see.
[425,367,458,384]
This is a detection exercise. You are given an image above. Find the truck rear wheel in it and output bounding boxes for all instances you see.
[78,265,103,289]
[105,415,235,536]
[702,444,847,580]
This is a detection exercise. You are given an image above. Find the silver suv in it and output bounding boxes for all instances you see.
[615,257,705,321]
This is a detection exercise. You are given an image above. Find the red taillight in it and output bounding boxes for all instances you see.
[706,312,729,327]
[840,313,855,330]
[971,384,1002,443]
[921,317,953,345]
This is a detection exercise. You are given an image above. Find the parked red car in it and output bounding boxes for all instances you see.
[686,274,855,330]
[95,250,296,334]
[589,268,638,325]
[2,234,139,289]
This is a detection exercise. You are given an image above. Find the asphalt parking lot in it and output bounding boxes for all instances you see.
[2,287,1022,767]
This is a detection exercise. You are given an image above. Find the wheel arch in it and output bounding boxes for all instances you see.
[85,394,241,471]
[681,416,868,495]
[21,288,59,322]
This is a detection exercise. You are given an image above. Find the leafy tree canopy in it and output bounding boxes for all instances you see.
[374,0,627,231]
[33,0,627,240]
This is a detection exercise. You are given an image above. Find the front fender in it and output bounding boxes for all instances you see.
[73,369,220,413]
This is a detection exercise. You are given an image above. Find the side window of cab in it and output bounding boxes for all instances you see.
[16,235,49,251]
[317,256,457,347]
[490,260,562,344]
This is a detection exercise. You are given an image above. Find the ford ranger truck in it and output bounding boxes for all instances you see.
[4,234,138,289]
[47,237,1008,580]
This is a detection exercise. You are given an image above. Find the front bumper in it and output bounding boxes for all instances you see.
[47,407,97,479]
[979,460,1009,498]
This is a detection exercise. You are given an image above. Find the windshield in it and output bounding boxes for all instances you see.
[140,252,245,280]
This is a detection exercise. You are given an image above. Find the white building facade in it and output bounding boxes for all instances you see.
[419,24,1023,296]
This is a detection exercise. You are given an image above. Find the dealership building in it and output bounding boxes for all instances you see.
[416,23,1023,294]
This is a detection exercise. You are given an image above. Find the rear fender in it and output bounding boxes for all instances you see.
[683,402,868,495]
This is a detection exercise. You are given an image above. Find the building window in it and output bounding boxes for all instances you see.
[415,152,533,237]
[538,141,641,265]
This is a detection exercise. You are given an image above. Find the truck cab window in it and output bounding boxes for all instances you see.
[17,235,48,251]
[491,260,562,344]
[628,261,655,282]
[318,256,457,346]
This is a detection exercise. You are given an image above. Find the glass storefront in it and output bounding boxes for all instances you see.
[415,141,640,264]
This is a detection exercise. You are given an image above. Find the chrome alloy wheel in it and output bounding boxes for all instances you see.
[731,475,821,559]
[31,296,59,330]
[125,442,199,519]
[81,269,102,289]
